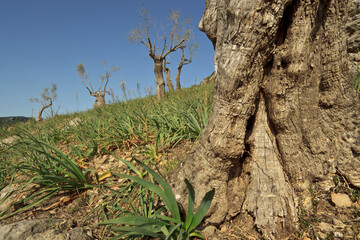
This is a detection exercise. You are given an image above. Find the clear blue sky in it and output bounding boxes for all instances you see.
[0,0,215,118]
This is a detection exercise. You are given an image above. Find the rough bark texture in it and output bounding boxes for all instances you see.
[164,61,175,91]
[175,69,182,90]
[173,0,360,239]
[91,91,106,108]
[153,57,166,99]
[347,0,360,76]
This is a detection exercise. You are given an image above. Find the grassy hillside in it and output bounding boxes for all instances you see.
[0,83,214,239]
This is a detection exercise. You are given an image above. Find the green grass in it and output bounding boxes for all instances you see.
[1,84,213,161]
[0,83,214,238]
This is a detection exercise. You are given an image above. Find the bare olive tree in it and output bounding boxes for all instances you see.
[128,7,191,99]
[174,43,198,90]
[76,61,119,108]
[30,83,58,122]
[162,41,198,91]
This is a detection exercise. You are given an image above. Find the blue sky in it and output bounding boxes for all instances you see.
[0,0,215,118]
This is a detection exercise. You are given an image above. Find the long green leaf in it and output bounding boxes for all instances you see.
[189,230,206,239]
[157,214,183,224]
[184,178,195,231]
[165,222,182,240]
[114,173,171,211]
[135,159,181,221]
[188,188,215,232]
[110,154,143,177]
[110,225,162,239]
[100,215,167,226]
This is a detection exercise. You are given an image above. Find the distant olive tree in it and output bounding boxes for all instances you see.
[165,42,198,91]
[128,6,192,99]
[76,61,119,108]
[30,83,58,122]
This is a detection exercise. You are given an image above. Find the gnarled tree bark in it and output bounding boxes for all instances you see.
[347,0,360,75]
[173,0,360,239]
[163,59,175,92]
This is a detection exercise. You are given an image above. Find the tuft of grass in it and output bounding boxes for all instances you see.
[0,131,103,220]
[99,156,215,240]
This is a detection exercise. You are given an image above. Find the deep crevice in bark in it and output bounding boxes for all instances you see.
[227,105,258,182]
[275,0,299,46]
[263,55,274,77]
[264,94,284,161]
[310,0,331,41]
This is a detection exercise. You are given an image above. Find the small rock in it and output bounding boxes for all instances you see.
[333,232,343,238]
[0,184,35,213]
[331,192,353,207]
[202,226,216,237]
[0,219,63,240]
[68,117,81,127]
[26,228,91,240]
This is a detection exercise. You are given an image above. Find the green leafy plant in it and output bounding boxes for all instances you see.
[0,132,101,220]
[99,157,215,240]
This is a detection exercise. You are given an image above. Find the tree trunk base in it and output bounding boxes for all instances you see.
[171,0,360,239]
[172,94,299,239]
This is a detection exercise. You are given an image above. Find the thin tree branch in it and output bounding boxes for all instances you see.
[163,39,186,58]
[103,71,110,93]
[160,38,167,57]
[80,77,93,94]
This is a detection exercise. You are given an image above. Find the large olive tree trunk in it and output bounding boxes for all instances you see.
[173,0,360,239]
[153,57,166,99]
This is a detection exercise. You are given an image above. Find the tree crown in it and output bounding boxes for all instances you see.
[128,6,193,60]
